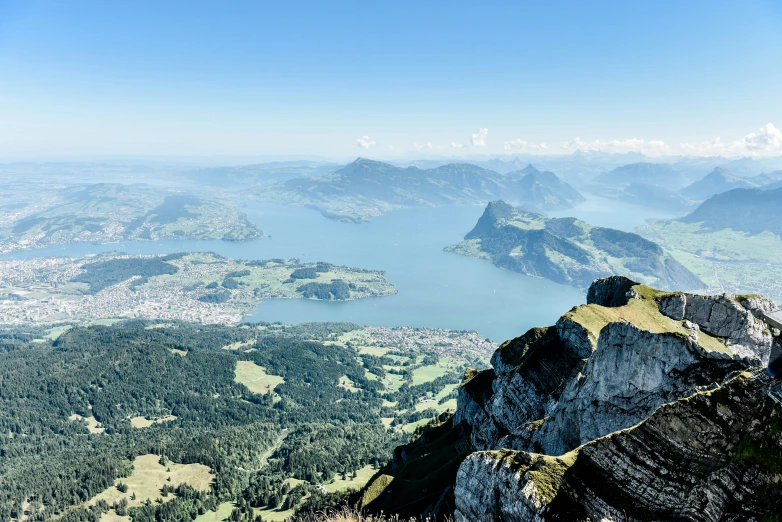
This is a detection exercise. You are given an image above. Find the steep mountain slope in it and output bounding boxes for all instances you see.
[264,158,582,222]
[360,277,782,521]
[594,162,688,189]
[446,200,705,291]
[679,186,782,235]
[680,167,757,201]
[505,165,585,210]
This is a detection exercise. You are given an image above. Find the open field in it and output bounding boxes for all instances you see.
[194,502,236,522]
[85,454,213,514]
[323,465,377,493]
[411,363,451,385]
[130,415,177,428]
[68,413,105,434]
[234,360,285,395]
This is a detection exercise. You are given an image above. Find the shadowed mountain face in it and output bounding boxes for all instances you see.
[679,186,782,235]
[594,162,688,189]
[505,165,585,210]
[680,167,757,201]
[446,200,705,291]
[273,158,584,221]
[618,182,696,212]
[284,158,507,204]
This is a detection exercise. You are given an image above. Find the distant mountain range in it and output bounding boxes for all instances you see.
[445,200,705,291]
[266,158,584,222]
[680,167,782,201]
[680,167,758,200]
[594,162,691,189]
[617,182,695,212]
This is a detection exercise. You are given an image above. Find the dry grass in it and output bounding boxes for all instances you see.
[292,506,444,521]
[130,415,177,428]
[85,454,213,511]
[563,285,730,355]
[234,360,285,395]
[68,413,105,434]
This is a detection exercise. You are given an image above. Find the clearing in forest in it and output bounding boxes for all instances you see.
[84,454,213,520]
[234,360,285,394]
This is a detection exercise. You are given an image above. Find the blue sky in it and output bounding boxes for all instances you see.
[1,0,781,159]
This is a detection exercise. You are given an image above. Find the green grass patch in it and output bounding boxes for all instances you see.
[563,285,729,355]
[324,464,376,493]
[85,454,213,512]
[411,364,450,385]
[194,501,235,522]
[234,361,285,395]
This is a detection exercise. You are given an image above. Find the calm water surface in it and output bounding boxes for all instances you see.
[2,197,672,341]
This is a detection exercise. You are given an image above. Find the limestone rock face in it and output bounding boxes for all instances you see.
[553,317,594,358]
[529,322,740,455]
[450,278,781,521]
[658,292,772,361]
[454,369,503,450]
[739,294,778,319]
[586,274,637,307]
[455,375,775,521]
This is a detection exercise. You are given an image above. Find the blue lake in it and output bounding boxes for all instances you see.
[1,196,670,341]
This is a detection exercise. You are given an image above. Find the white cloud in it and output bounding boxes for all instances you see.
[677,123,782,156]
[561,137,671,156]
[503,139,548,152]
[450,142,464,149]
[471,128,488,147]
[414,142,443,150]
[734,123,782,153]
[356,135,376,149]
[561,123,782,157]
[677,137,726,156]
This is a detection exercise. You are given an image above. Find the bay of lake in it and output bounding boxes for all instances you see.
[2,195,668,341]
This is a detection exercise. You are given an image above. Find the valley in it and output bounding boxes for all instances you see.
[639,186,782,302]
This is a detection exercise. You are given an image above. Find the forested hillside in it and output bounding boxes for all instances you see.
[0,321,492,521]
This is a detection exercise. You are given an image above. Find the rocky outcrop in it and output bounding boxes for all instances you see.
[365,277,782,521]
[455,374,778,521]
[449,277,781,521]
[586,274,637,307]
[528,321,742,455]
[658,292,772,361]
[456,277,757,455]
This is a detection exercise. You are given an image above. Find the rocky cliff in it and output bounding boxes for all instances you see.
[361,276,782,521]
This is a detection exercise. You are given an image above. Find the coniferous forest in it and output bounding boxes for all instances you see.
[0,320,477,521]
